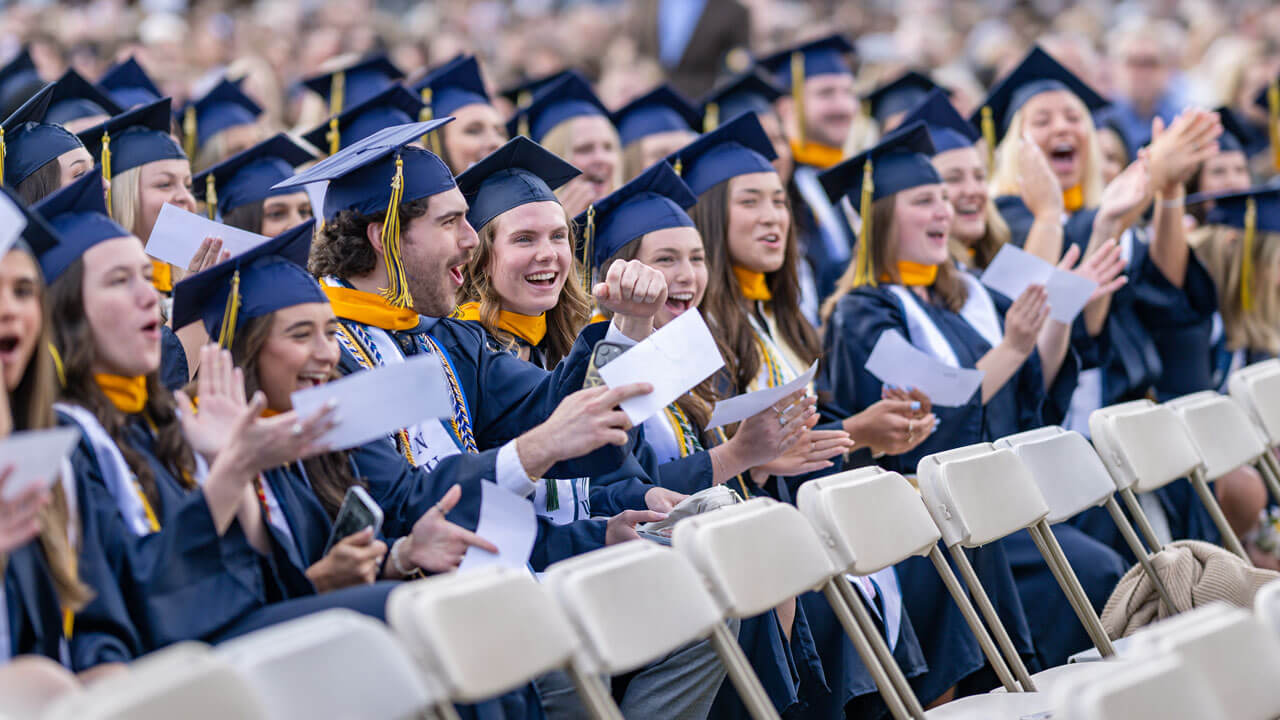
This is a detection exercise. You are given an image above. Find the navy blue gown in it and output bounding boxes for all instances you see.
[4,541,68,663]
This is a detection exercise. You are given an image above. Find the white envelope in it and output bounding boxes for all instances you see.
[865,330,984,407]
[597,309,726,425]
[980,244,1098,323]
[305,181,328,225]
[0,427,81,500]
[707,361,818,429]
[0,191,27,258]
[144,204,270,268]
[459,481,538,573]
[290,354,453,451]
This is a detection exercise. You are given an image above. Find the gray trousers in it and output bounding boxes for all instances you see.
[534,618,740,720]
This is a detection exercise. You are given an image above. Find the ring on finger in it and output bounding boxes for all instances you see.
[291,423,303,437]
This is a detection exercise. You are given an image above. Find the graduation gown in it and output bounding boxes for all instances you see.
[158,324,188,392]
[790,163,854,317]
[3,541,67,663]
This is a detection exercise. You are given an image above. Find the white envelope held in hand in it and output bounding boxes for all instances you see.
[144,204,271,269]
[597,308,726,425]
[707,361,818,429]
[0,427,81,501]
[980,244,1098,324]
[0,191,28,258]
[290,354,454,451]
[864,330,984,407]
[458,481,537,573]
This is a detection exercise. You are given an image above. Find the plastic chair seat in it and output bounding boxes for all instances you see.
[922,690,1049,719]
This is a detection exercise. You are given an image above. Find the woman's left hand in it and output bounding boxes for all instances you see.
[174,344,248,462]
[1058,239,1128,304]
[406,484,499,573]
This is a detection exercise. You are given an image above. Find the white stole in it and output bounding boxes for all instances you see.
[55,403,155,537]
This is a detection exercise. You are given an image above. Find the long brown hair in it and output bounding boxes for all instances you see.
[693,177,820,394]
[48,257,196,511]
[457,206,592,367]
[229,312,362,518]
[822,194,969,322]
[1191,225,1280,355]
[14,158,63,206]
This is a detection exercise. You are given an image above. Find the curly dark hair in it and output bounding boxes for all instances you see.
[308,197,433,280]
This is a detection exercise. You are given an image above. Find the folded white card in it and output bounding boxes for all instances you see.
[290,354,453,451]
[981,244,1097,323]
[305,181,328,225]
[144,203,270,268]
[459,481,538,573]
[0,427,81,500]
[707,361,818,429]
[598,309,725,425]
[0,191,27,258]
[865,330,984,407]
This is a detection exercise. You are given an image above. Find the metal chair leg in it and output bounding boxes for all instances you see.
[819,580,920,720]
[708,621,783,720]
[1188,468,1251,563]
[1029,520,1116,657]
[1120,487,1167,553]
[1104,496,1177,615]
[927,546,1020,692]
[947,544,1037,692]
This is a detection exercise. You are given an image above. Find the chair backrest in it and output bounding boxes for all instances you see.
[1089,400,1204,493]
[916,443,1050,547]
[994,426,1117,522]
[796,466,940,574]
[543,541,723,675]
[1130,604,1280,720]
[386,566,579,704]
[1051,654,1225,720]
[1254,578,1280,636]
[1228,360,1280,447]
[1164,392,1268,480]
[672,497,837,618]
[43,643,269,720]
[217,609,433,720]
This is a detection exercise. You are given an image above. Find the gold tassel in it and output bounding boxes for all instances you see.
[853,159,876,287]
[418,88,443,156]
[704,102,719,132]
[325,116,340,156]
[672,156,683,176]
[330,70,345,116]
[1268,80,1279,173]
[1242,196,1257,313]
[981,105,996,171]
[580,204,595,290]
[205,174,217,220]
[48,343,65,387]
[101,131,113,216]
[379,155,412,307]
[182,106,197,160]
[218,270,241,348]
[790,51,805,148]
[0,126,6,187]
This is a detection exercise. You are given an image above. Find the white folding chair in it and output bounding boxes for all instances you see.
[671,497,912,719]
[1254,578,1280,636]
[1228,360,1280,503]
[1049,653,1225,720]
[42,643,269,720]
[1089,399,1248,560]
[543,541,775,720]
[388,566,618,720]
[995,426,1176,615]
[216,609,435,720]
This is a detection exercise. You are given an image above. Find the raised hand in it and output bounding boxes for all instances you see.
[751,428,855,481]
[1146,110,1223,195]
[558,176,599,220]
[405,485,499,573]
[882,384,932,418]
[174,344,248,462]
[215,391,338,476]
[306,527,387,591]
[1057,240,1128,304]
[845,399,939,456]
[1018,133,1064,220]
[1096,155,1151,231]
[517,383,653,477]
[593,259,668,340]
[186,237,229,275]
[1004,285,1051,354]
[726,391,819,469]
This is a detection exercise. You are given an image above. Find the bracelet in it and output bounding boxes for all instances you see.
[1158,194,1186,209]
[390,537,413,576]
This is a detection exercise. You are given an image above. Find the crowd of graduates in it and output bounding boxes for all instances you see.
[2,0,1280,717]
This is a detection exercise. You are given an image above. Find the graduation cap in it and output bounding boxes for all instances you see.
[301,55,405,117]
[179,77,262,158]
[76,98,185,210]
[274,119,454,307]
[666,112,776,197]
[817,121,939,286]
[700,71,783,132]
[610,85,701,147]
[897,88,979,153]
[863,70,941,127]
[411,55,491,118]
[191,133,316,219]
[1253,79,1280,172]
[498,71,570,110]
[96,57,163,110]
[0,81,86,187]
[455,136,580,231]
[1190,185,1280,313]
[31,167,131,282]
[1214,106,1255,155]
[43,69,122,127]
[0,184,59,258]
[171,219,323,347]
[301,85,424,156]
[0,50,44,118]
[505,71,609,143]
[755,34,854,147]
[970,45,1108,165]
[572,161,696,282]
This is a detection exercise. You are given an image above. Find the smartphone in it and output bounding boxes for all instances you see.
[637,527,673,546]
[582,340,628,389]
[323,486,384,555]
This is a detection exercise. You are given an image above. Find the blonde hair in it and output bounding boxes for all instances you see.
[541,117,624,196]
[950,199,1013,271]
[108,166,143,236]
[989,93,1104,209]
[1191,226,1280,355]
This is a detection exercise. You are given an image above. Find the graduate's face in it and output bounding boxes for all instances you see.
[1097,128,1128,187]
[260,192,313,237]
[486,201,572,316]
[757,112,794,183]
[933,146,987,245]
[1199,151,1251,197]
[81,237,162,377]
[136,159,196,241]
[893,184,954,267]
[399,187,479,318]
[220,123,265,159]
[802,73,858,148]
[726,171,790,274]
[639,130,697,172]
[565,116,620,196]
[257,303,341,412]
[635,226,706,328]
[57,147,94,189]
[443,103,507,172]
[1021,90,1090,191]
[0,251,43,392]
